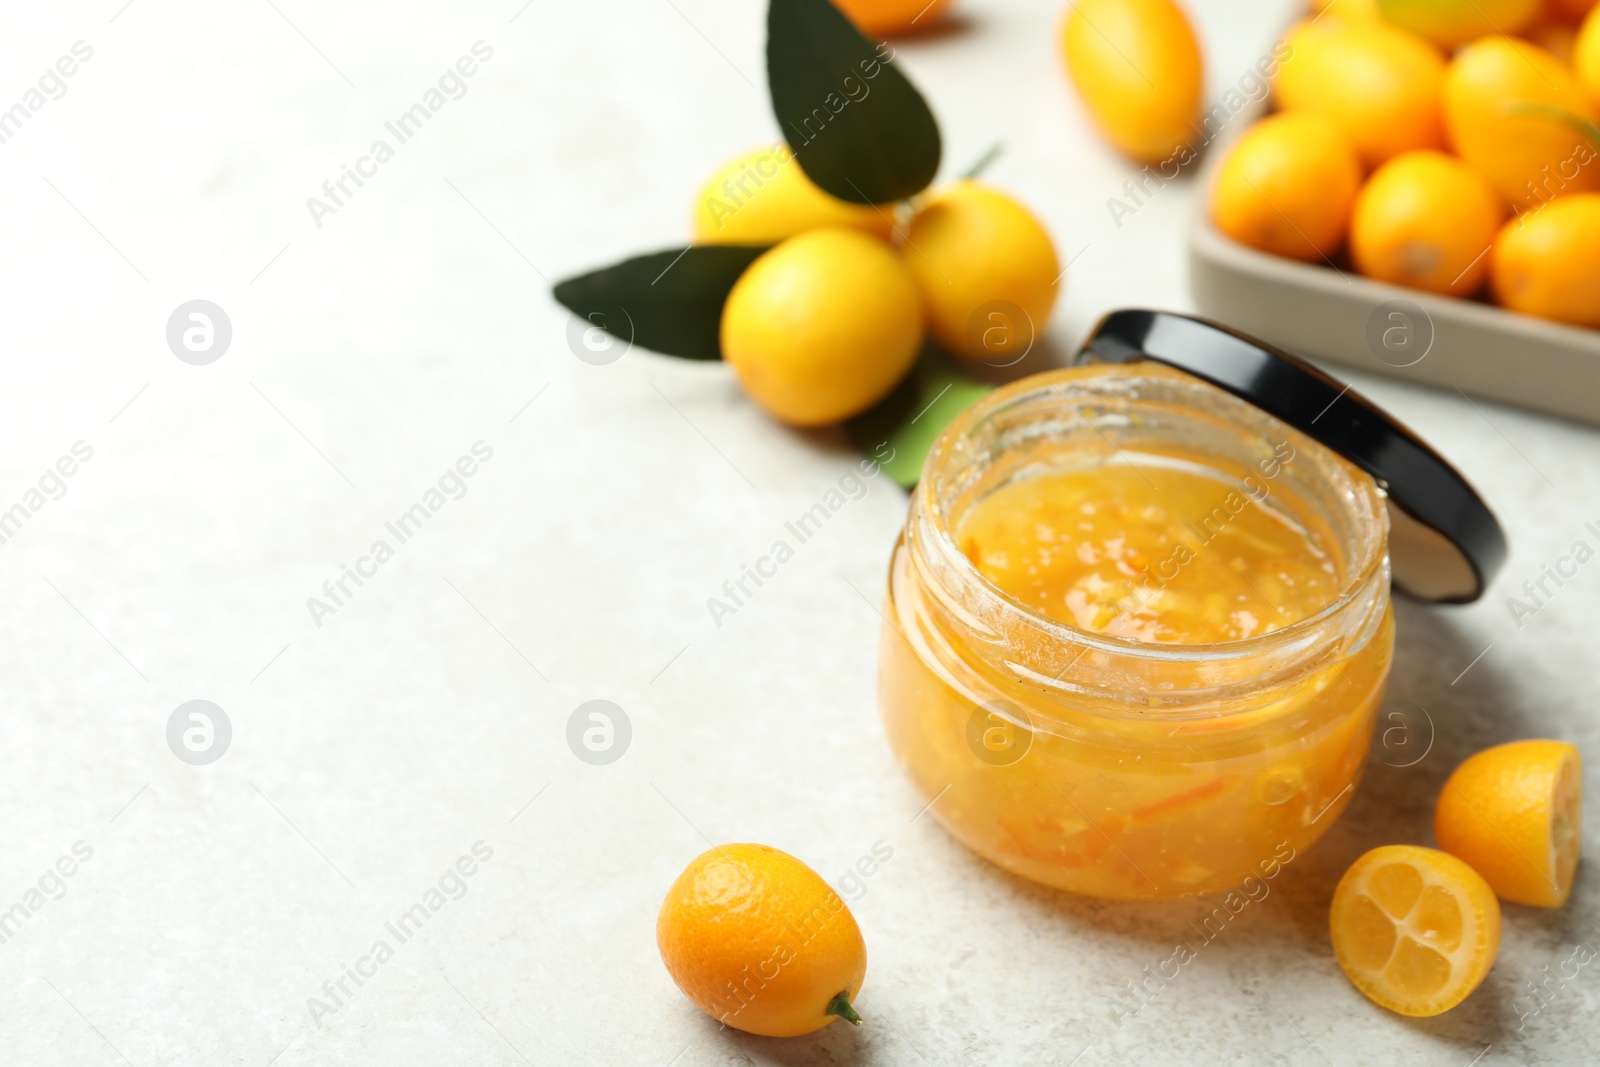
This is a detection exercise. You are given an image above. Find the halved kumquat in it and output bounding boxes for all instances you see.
[1434,739,1582,908]
[1330,845,1501,1017]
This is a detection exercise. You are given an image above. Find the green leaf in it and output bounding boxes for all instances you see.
[847,345,991,489]
[552,245,770,360]
[767,0,942,205]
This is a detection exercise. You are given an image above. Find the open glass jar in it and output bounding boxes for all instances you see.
[877,312,1502,899]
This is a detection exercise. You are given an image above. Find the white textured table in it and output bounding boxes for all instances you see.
[2,1,1595,1064]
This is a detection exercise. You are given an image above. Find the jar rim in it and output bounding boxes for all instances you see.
[910,363,1390,669]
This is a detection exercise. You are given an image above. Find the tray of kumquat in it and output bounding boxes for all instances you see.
[1186,0,1600,426]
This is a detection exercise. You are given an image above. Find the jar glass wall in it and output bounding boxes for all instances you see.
[878,363,1394,899]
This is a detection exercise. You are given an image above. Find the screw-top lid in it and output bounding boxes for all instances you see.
[1078,310,1506,604]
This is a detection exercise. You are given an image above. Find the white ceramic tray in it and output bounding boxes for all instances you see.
[1187,145,1600,426]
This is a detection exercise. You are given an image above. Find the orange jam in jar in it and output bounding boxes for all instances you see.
[879,363,1394,898]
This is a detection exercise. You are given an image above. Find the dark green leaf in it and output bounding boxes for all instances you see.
[552,245,770,361]
[847,345,991,489]
[767,0,942,205]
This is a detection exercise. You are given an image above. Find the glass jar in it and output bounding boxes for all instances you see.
[878,362,1394,899]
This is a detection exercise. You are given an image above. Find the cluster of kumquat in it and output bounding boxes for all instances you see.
[1211,0,1600,328]
[694,150,1059,427]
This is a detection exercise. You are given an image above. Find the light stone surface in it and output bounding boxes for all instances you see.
[1,1,1596,1064]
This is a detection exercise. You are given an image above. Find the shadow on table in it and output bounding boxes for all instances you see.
[715,1014,867,1066]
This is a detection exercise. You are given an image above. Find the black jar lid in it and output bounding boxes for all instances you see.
[1077,309,1506,604]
